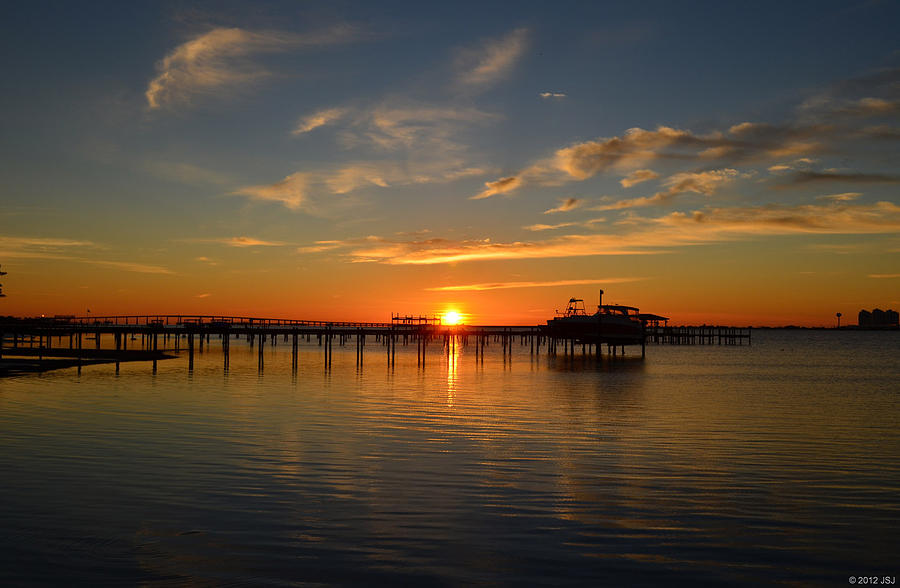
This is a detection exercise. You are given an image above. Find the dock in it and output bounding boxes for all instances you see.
[645,325,751,346]
[0,315,751,374]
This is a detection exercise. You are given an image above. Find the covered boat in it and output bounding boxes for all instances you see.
[546,290,643,344]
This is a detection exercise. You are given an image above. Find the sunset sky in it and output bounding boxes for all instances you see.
[2,0,898,325]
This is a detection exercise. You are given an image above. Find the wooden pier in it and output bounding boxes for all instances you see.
[645,325,751,345]
[0,315,751,374]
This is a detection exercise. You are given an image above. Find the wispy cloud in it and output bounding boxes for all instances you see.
[234,159,490,211]
[0,237,173,274]
[525,218,605,231]
[219,236,286,247]
[781,171,900,186]
[857,125,900,140]
[474,81,893,197]
[539,91,567,99]
[595,169,742,210]
[146,25,356,109]
[0,236,94,250]
[833,97,900,117]
[799,67,900,120]
[426,277,644,292]
[359,104,495,151]
[471,176,521,200]
[767,158,816,174]
[0,236,96,263]
[270,30,524,210]
[292,107,347,134]
[476,125,726,197]
[183,236,287,247]
[620,169,659,188]
[302,200,900,266]
[868,273,900,279]
[85,260,173,274]
[816,192,862,202]
[296,240,345,254]
[556,126,714,180]
[524,222,579,232]
[456,28,529,88]
[650,200,900,236]
[327,234,666,265]
[544,197,582,214]
[232,172,308,209]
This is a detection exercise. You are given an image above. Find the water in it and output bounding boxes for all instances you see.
[1,330,898,586]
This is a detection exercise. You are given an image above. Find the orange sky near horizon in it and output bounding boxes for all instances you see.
[3,234,896,327]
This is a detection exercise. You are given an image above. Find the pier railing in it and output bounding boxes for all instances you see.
[9,316,752,345]
[1,315,755,376]
[645,325,751,345]
[62,315,395,328]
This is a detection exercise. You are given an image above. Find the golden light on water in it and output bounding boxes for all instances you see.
[446,335,458,408]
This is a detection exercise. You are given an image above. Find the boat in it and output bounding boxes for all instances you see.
[545,290,643,343]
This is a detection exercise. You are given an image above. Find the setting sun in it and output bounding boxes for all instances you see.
[442,310,463,325]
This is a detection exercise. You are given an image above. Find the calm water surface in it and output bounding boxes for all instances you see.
[1,330,898,586]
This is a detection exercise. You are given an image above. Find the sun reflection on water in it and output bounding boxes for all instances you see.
[446,335,458,408]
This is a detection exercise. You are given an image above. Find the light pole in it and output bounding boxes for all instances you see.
[836,312,842,329]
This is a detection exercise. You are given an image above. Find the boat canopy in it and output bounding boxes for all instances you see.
[598,304,640,318]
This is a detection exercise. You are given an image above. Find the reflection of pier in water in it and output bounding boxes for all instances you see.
[0,315,750,374]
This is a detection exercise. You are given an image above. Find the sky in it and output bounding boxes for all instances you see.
[1,0,898,326]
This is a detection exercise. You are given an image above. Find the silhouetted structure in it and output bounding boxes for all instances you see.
[858,308,899,328]
[0,313,753,375]
[859,309,871,325]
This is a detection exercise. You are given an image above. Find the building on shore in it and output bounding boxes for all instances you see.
[858,308,899,328]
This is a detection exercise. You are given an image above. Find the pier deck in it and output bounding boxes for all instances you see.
[0,315,750,374]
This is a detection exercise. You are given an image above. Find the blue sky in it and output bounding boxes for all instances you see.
[1,0,898,323]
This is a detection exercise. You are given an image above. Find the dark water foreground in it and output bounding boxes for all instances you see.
[0,330,897,586]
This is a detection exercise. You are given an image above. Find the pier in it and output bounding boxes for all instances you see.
[645,325,751,345]
[0,315,751,374]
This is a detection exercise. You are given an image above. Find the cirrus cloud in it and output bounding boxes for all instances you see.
[543,197,582,214]
[292,107,348,134]
[298,200,900,266]
[594,169,743,211]
[426,277,643,292]
[456,28,529,89]
[620,169,659,188]
[471,176,521,200]
[232,172,309,209]
[146,25,357,110]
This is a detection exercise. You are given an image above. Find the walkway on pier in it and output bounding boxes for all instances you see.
[645,325,751,345]
[1,315,752,376]
[0,314,649,373]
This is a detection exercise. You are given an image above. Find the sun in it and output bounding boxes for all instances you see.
[442,310,462,325]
